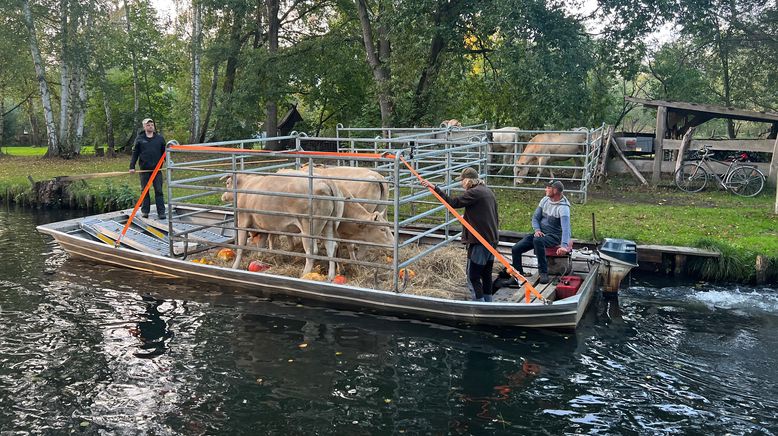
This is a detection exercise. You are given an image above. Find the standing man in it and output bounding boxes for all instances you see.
[510,180,572,284]
[129,118,166,220]
[421,167,499,302]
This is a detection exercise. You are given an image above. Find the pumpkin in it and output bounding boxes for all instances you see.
[216,248,236,261]
[302,272,326,281]
[332,275,348,285]
[248,260,270,273]
[398,268,416,280]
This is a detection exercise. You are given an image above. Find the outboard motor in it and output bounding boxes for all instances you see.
[597,238,638,292]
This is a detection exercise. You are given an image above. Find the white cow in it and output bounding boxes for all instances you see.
[513,131,587,185]
[490,127,521,174]
[221,174,344,280]
[284,166,394,259]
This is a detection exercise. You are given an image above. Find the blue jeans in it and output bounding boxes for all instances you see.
[511,233,561,274]
[466,244,494,300]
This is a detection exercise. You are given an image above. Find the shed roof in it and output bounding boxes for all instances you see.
[625,97,778,124]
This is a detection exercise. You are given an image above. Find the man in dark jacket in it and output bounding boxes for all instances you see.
[422,167,500,302]
[129,118,167,219]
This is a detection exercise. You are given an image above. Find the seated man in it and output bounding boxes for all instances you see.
[510,180,572,284]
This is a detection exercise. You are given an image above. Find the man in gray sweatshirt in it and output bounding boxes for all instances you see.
[510,180,572,284]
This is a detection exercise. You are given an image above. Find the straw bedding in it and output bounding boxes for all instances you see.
[197,241,475,301]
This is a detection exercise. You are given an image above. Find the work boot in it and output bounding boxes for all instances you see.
[539,273,550,284]
[158,213,167,220]
[142,213,149,218]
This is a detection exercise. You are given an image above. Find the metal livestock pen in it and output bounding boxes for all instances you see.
[163,133,490,293]
[335,123,606,203]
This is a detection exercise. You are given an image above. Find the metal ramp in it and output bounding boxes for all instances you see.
[80,218,170,257]
[125,212,233,245]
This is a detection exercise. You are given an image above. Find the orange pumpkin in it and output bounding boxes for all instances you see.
[216,248,236,261]
[399,268,416,280]
[332,275,348,285]
[302,272,326,281]
[248,260,270,272]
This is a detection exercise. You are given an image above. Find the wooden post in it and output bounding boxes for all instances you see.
[652,105,667,186]
[674,254,687,276]
[771,136,778,214]
[674,126,696,177]
[756,255,767,285]
[596,125,613,183]
[611,137,648,185]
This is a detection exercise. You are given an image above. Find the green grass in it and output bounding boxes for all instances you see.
[1,145,101,157]
[1,155,776,282]
[1,146,50,157]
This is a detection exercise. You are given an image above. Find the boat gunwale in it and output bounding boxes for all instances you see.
[37,214,598,328]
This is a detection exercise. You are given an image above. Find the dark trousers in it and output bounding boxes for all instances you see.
[511,233,561,274]
[466,244,494,300]
[139,171,165,216]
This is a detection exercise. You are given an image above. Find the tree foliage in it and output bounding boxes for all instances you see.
[1,0,775,157]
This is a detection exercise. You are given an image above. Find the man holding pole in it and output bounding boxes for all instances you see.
[421,167,499,302]
[129,118,167,220]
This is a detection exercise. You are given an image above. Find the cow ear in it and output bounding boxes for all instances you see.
[371,211,381,221]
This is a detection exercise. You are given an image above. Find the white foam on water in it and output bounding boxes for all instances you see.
[685,288,778,314]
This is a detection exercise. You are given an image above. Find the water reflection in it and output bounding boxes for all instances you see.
[129,294,175,358]
[3,206,778,434]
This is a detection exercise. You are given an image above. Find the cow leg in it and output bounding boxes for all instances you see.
[300,234,315,276]
[232,214,247,269]
[572,157,582,182]
[535,157,548,184]
[323,221,338,280]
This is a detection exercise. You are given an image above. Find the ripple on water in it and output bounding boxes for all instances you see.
[2,208,778,434]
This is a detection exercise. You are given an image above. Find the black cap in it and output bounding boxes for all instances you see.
[546,180,564,191]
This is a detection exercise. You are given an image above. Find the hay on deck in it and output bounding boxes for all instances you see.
[198,240,474,301]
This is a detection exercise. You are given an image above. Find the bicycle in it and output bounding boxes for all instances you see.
[674,145,765,197]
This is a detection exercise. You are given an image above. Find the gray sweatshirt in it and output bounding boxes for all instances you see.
[531,195,571,247]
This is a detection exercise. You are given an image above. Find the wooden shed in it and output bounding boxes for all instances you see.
[622,97,778,188]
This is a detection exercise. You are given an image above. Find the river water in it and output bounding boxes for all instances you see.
[1,207,777,435]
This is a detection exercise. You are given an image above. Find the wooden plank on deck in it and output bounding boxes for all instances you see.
[493,274,539,303]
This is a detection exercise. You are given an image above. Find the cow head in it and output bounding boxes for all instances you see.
[366,211,395,246]
[220,174,235,202]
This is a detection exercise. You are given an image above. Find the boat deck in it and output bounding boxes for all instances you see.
[492,274,559,303]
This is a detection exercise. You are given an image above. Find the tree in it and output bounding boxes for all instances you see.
[20,0,61,155]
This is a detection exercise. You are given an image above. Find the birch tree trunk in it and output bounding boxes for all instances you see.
[26,99,40,147]
[264,0,280,149]
[59,0,73,154]
[125,0,139,150]
[21,0,60,156]
[96,60,116,157]
[73,67,88,154]
[189,0,203,143]
[356,0,393,128]
[0,97,5,151]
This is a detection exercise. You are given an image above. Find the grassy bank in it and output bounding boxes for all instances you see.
[1,155,776,283]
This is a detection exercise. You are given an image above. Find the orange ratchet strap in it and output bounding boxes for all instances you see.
[391,154,545,304]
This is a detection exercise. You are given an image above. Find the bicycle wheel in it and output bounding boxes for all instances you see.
[675,163,708,192]
[726,166,765,197]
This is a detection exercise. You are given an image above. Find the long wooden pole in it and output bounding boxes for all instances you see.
[652,105,667,186]
[674,126,696,181]
[771,136,778,214]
